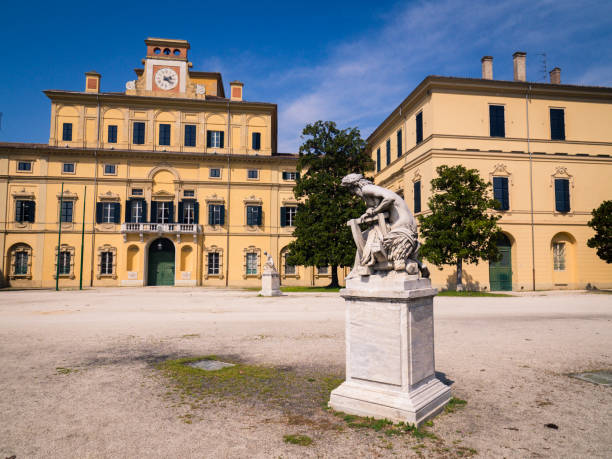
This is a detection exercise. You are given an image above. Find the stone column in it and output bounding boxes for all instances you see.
[329,274,450,426]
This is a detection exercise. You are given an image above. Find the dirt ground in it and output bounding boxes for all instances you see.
[0,287,610,458]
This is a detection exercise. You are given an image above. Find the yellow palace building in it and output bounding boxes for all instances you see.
[0,38,338,288]
[368,52,612,291]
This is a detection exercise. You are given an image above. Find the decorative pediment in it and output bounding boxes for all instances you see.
[243,194,262,204]
[281,198,298,206]
[12,188,35,199]
[412,169,422,183]
[98,190,120,201]
[491,163,511,176]
[151,190,175,200]
[57,189,79,200]
[550,166,574,187]
[206,193,225,204]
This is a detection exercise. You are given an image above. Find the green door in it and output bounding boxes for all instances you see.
[148,238,175,286]
[489,234,512,291]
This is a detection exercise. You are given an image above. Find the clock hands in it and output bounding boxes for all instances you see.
[163,75,175,83]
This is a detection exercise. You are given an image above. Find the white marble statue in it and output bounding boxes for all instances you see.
[263,251,277,273]
[341,173,429,278]
[259,252,281,296]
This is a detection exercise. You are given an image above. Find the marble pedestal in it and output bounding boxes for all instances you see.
[259,271,281,296]
[329,272,450,426]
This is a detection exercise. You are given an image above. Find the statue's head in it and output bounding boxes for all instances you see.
[341,173,371,192]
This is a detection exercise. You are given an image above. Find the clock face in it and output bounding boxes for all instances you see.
[155,68,178,90]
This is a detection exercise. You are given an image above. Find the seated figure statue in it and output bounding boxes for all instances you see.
[341,173,429,278]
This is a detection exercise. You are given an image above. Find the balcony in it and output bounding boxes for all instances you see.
[121,222,202,242]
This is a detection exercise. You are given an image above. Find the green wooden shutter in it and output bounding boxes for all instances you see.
[413,181,421,213]
[113,203,121,223]
[220,131,225,148]
[27,200,35,223]
[178,201,184,223]
[219,205,225,225]
[96,202,103,223]
[256,206,262,226]
[125,199,132,223]
[280,207,287,227]
[167,202,174,223]
[208,204,214,225]
[150,201,158,223]
[206,130,212,148]
[193,201,199,224]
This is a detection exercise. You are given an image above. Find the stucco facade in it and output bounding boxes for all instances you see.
[368,55,612,291]
[0,38,343,289]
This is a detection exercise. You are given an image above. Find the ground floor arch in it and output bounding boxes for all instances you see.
[489,233,512,291]
[147,238,175,286]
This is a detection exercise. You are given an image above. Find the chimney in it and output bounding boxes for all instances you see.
[513,52,526,82]
[481,56,493,79]
[230,81,243,101]
[549,67,561,84]
[85,71,101,93]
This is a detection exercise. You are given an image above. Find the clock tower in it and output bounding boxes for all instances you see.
[143,38,190,95]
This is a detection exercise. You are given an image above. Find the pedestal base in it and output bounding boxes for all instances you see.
[259,271,281,296]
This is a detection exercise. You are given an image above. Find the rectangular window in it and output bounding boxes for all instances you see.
[416,112,423,144]
[208,252,220,275]
[183,190,195,197]
[159,124,171,146]
[58,251,71,275]
[246,253,258,275]
[246,205,262,226]
[318,266,328,275]
[14,251,28,275]
[209,168,221,178]
[15,200,35,223]
[62,123,73,141]
[184,124,196,147]
[247,169,259,179]
[553,242,566,271]
[60,201,73,223]
[131,188,143,196]
[182,201,195,224]
[493,177,510,211]
[156,202,170,223]
[62,162,75,173]
[376,148,381,172]
[100,252,113,275]
[280,206,297,227]
[554,178,570,212]
[285,254,296,275]
[413,181,421,214]
[104,164,116,175]
[108,125,118,143]
[102,202,114,223]
[206,130,224,148]
[550,108,565,140]
[489,105,505,137]
[208,204,225,225]
[397,129,403,158]
[131,200,144,223]
[17,161,31,171]
[133,122,145,144]
[252,132,261,150]
[386,139,391,165]
[282,171,297,180]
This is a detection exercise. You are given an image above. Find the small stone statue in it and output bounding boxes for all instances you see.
[341,173,429,278]
[260,251,281,296]
[263,251,277,273]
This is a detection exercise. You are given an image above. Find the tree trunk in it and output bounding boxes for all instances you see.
[456,258,463,291]
[328,265,340,288]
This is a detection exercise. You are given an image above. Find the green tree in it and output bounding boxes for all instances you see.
[587,200,612,263]
[418,165,502,290]
[286,121,374,287]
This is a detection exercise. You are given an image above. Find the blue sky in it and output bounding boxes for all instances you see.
[1,0,611,152]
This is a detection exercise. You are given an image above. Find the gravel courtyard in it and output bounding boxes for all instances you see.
[0,288,610,458]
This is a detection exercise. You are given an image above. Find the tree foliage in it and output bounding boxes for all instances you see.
[587,200,612,263]
[417,165,502,290]
[285,121,374,287]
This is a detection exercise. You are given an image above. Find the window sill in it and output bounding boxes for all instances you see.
[54,274,75,279]
[97,274,117,280]
[205,274,224,280]
[282,274,300,279]
[9,274,32,280]
[243,274,261,279]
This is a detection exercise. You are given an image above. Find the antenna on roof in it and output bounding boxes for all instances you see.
[536,53,547,82]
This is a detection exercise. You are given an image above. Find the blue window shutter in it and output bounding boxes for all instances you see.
[493,177,509,211]
[489,105,505,137]
[15,201,23,222]
[257,206,262,226]
[246,206,253,225]
[27,201,35,223]
[206,130,212,148]
[167,202,174,223]
[178,201,184,223]
[141,200,148,223]
[219,205,225,225]
[113,203,121,223]
[413,181,421,213]
[96,202,103,223]
[220,131,225,148]
[193,201,199,224]
[208,204,214,225]
[550,109,565,140]
[555,179,570,212]
[280,206,287,227]
[416,112,423,144]
[386,139,391,165]
[376,149,381,172]
[397,129,402,157]
[125,199,132,223]
[150,201,158,223]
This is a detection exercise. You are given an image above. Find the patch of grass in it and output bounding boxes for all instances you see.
[283,434,313,446]
[331,410,438,440]
[280,286,342,293]
[56,367,77,375]
[438,290,512,297]
[444,397,468,414]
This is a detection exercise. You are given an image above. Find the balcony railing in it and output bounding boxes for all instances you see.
[121,222,202,242]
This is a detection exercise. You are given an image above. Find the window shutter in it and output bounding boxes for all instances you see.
[257,206,262,226]
[208,204,214,225]
[413,181,421,213]
[416,112,423,144]
[193,201,199,224]
[397,129,402,158]
[554,179,570,212]
[246,206,253,226]
[141,200,148,223]
[206,130,212,148]
[219,205,225,225]
[15,201,23,222]
[280,206,287,227]
[113,202,121,223]
[178,201,184,223]
[501,178,509,210]
[220,131,225,148]
[376,149,381,172]
[125,199,132,223]
[562,180,570,212]
[150,201,158,223]
[27,201,35,223]
[167,202,174,223]
[96,202,103,223]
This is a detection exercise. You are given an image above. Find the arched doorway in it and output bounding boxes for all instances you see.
[148,238,175,286]
[489,233,512,291]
